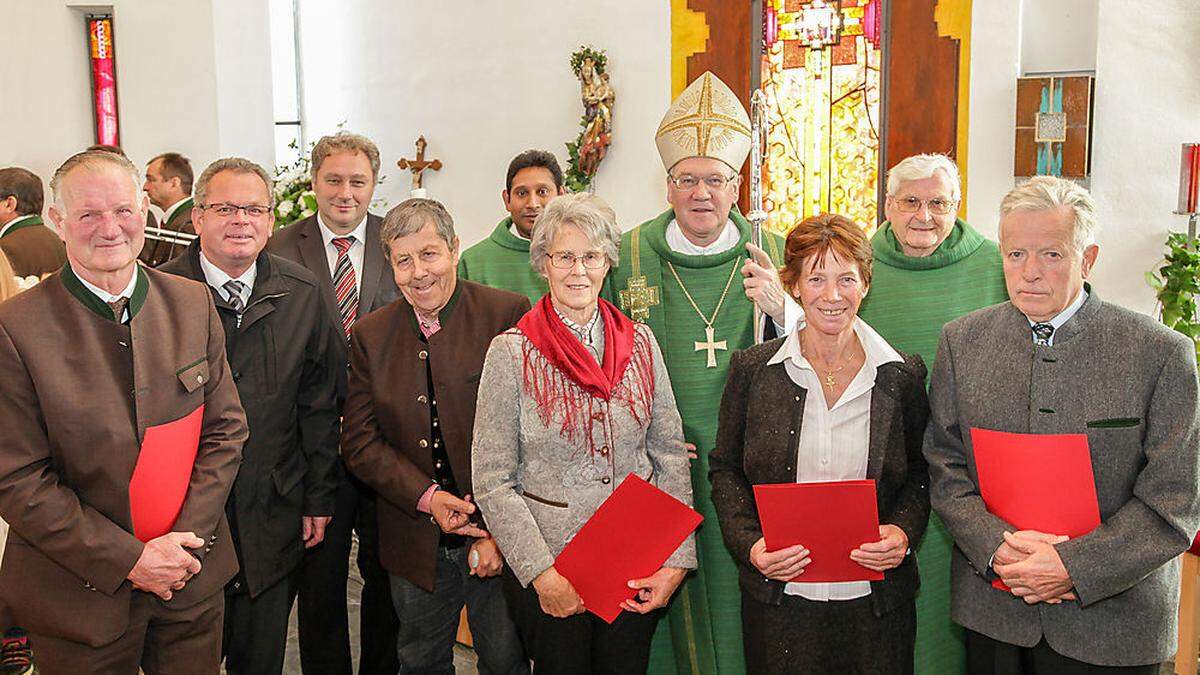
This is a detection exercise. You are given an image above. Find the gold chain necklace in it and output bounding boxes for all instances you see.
[801,336,858,390]
[665,259,740,368]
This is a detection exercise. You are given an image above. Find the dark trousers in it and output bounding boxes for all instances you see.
[965,629,1161,675]
[223,572,297,675]
[503,569,660,674]
[28,589,224,675]
[296,469,399,675]
[742,592,915,675]
[390,546,527,675]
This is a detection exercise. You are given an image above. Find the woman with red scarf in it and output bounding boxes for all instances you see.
[472,192,696,673]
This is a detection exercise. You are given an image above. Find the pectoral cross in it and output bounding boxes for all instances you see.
[694,325,727,368]
[397,136,442,193]
[618,276,660,322]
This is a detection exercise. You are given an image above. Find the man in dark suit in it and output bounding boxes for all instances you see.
[140,152,196,267]
[267,131,400,675]
[924,176,1200,673]
[0,149,247,673]
[161,157,341,675]
[0,167,66,277]
[341,198,528,674]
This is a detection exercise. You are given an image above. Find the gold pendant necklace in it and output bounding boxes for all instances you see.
[802,337,856,390]
[666,259,740,368]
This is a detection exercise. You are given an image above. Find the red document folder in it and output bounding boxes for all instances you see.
[753,480,884,583]
[129,405,205,542]
[970,428,1100,590]
[554,473,702,623]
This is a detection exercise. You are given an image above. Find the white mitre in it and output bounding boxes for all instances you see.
[654,71,752,173]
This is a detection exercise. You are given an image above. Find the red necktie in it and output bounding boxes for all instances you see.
[331,237,359,340]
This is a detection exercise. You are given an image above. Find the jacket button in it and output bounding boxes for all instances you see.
[419,439,429,448]
[232,371,241,382]
[418,350,428,360]
[602,476,611,485]
[417,394,428,404]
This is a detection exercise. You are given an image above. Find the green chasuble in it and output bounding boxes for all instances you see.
[857,218,1007,675]
[457,217,547,304]
[605,208,784,675]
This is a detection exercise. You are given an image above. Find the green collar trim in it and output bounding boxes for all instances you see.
[871,218,986,270]
[401,279,464,336]
[165,197,194,228]
[60,262,149,322]
[0,215,44,239]
[487,217,531,252]
[641,207,751,269]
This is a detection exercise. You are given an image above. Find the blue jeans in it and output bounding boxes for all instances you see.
[389,545,528,675]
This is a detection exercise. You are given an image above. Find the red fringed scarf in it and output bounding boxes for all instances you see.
[516,296,655,458]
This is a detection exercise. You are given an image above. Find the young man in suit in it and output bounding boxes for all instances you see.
[161,157,341,675]
[267,131,401,675]
[0,149,247,674]
[924,176,1200,673]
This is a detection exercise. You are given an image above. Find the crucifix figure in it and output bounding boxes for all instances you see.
[694,325,727,368]
[397,136,442,193]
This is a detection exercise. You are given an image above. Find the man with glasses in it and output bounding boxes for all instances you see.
[162,158,341,675]
[856,153,1007,673]
[604,71,797,675]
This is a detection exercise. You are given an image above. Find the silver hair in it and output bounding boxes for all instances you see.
[1000,175,1099,251]
[379,198,457,257]
[195,157,275,208]
[50,150,141,208]
[529,192,620,273]
[886,153,962,201]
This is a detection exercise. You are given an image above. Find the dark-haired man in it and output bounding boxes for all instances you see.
[140,152,196,267]
[457,149,566,304]
[0,167,66,277]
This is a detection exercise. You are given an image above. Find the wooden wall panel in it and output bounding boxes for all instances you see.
[883,0,961,170]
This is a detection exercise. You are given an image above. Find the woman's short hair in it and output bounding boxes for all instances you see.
[379,198,457,258]
[999,175,1098,252]
[886,153,961,202]
[528,192,620,273]
[779,213,874,289]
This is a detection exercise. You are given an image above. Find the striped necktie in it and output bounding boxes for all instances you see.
[223,280,246,327]
[1031,322,1054,346]
[332,236,359,339]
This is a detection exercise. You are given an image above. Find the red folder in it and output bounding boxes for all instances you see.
[554,473,702,623]
[129,405,205,542]
[970,428,1100,590]
[753,480,884,583]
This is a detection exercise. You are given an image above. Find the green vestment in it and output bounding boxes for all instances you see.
[857,219,1008,675]
[604,208,785,675]
[457,217,547,304]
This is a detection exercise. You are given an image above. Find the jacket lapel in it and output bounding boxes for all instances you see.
[296,218,338,315]
[360,213,386,313]
[867,367,901,481]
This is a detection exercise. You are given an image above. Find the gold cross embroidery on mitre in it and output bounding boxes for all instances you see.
[656,76,752,157]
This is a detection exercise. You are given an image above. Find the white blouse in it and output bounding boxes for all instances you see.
[766,317,902,601]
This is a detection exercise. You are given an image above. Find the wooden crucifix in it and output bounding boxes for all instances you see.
[397,136,442,195]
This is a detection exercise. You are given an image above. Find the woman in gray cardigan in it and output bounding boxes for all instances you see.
[710,214,931,674]
[472,193,696,674]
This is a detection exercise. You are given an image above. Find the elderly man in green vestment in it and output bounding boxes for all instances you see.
[458,149,566,303]
[605,71,799,675]
[857,153,1007,674]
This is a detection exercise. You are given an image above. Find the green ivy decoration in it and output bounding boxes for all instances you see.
[1146,231,1200,363]
[564,46,609,193]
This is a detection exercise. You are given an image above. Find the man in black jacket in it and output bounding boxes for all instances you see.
[162,157,341,675]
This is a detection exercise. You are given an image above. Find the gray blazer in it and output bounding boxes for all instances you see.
[472,322,698,587]
[923,290,1200,666]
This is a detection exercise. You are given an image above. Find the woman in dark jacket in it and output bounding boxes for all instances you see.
[710,213,931,674]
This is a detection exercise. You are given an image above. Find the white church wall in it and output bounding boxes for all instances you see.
[1,0,272,217]
[296,0,672,246]
[1020,0,1097,75]
[966,0,1200,315]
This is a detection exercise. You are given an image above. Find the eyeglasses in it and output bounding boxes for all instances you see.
[548,251,608,270]
[891,196,957,216]
[202,203,272,218]
[668,173,738,191]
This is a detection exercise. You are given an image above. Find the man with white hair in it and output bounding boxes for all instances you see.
[857,153,1007,673]
[924,175,1200,673]
[0,149,247,672]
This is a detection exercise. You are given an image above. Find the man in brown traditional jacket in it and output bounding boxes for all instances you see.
[139,152,196,267]
[0,150,247,674]
[0,166,66,277]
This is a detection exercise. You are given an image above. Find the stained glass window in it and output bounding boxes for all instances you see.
[760,0,883,235]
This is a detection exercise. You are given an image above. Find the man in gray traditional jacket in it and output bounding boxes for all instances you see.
[923,175,1200,674]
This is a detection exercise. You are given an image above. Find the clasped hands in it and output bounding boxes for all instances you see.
[127,531,204,601]
[531,565,688,619]
[749,524,910,582]
[992,530,1076,605]
[429,490,504,578]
